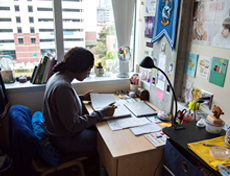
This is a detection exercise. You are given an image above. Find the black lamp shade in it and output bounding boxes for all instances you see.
[139,56,155,69]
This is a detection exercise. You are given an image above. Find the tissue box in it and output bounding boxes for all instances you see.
[0,70,15,83]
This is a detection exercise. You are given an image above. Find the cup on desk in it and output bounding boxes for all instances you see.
[130,84,138,93]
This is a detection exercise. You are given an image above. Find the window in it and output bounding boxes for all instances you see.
[39,29,54,32]
[30,27,35,33]
[37,8,52,11]
[38,18,53,22]
[0,18,11,22]
[18,38,23,44]
[62,9,82,12]
[0,29,13,32]
[15,5,19,12]
[0,0,135,78]
[29,17,34,23]
[0,7,10,10]
[31,38,36,44]
[17,27,22,33]
[16,17,21,23]
[0,40,14,43]
[28,6,33,12]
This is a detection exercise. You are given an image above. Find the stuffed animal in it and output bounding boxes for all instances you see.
[192,21,208,41]
[212,105,224,119]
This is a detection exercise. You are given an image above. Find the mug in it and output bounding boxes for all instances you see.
[130,84,138,93]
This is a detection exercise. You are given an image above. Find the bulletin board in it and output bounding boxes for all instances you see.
[141,0,194,115]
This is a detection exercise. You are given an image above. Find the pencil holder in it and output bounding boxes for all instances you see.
[130,84,138,93]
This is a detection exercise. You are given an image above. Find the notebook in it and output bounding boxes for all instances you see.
[90,93,131,120]
[124,101,157,117]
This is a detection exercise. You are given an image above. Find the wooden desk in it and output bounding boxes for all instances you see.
[85,98,170,176]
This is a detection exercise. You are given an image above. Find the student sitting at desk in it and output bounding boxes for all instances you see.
[42,47,116,156]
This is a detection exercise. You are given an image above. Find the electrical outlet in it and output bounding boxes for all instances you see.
[200,89,213,110]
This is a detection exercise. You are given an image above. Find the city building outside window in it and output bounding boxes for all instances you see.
[0,0,135,79]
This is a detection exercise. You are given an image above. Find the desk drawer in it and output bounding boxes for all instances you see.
[164,140,204,176]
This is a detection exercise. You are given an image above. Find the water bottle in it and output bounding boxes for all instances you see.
[225,120,230,146]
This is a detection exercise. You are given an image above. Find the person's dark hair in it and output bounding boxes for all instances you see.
[53,47,94,73]
[223,17,230,31]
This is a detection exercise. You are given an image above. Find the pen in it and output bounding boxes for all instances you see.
[202,143,230,149]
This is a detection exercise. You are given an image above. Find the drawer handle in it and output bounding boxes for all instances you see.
[181,161,189,173]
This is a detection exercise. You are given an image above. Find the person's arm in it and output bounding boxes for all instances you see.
[54,85,107,133]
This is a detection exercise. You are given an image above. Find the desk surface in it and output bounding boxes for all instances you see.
[85,98,168,158]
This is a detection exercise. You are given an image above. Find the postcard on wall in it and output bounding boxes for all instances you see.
[157,53,166,81]
[156,88,164,100]
[184,52,198,78]
[182,79,193,103]
[209,57,228,87]
[145,0,156,13]
[197,55,211,80]
[144,16,155,38]
[156,79,165,91]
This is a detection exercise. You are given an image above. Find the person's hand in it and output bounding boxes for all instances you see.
[82,90,93,101]
[104,102,117,116]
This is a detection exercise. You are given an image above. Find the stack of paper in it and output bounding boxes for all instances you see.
[130,123,161,136]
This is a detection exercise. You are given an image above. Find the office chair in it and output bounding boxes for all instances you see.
[9,104,87,176]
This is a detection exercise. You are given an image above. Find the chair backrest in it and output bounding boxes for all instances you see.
[9,105,41,176]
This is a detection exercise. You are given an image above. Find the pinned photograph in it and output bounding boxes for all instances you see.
[161,43,166,53]
[168,62,173,74]
[153,58,157,66]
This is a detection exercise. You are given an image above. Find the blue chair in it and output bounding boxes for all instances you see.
[9,105,87,176]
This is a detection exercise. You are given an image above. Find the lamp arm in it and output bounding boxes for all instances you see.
[156,67,184,130]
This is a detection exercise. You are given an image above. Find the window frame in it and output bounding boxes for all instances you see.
[3,0,137,91]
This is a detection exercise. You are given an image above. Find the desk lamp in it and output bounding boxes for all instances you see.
[139,56,184,130]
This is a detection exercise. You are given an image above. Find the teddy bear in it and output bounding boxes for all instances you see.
[192,21,208,41]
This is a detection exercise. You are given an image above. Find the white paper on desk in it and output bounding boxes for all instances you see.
[90,93,116,110]
[147,116,162,123]
[130,123,161,136]
[107,115,151,131]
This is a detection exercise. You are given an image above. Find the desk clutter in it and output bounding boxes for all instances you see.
[90,93,170,147]
[188,136,230,175]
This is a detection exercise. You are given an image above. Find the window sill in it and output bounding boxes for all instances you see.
[5,74,130,93]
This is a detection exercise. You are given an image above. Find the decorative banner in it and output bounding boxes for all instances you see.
[184,52,198,78]
[150,0,179,50]
[209,57,228,87]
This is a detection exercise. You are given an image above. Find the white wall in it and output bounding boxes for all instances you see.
[186,43,230,124]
